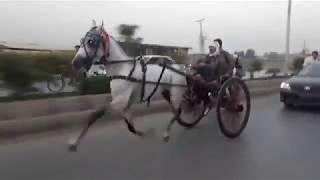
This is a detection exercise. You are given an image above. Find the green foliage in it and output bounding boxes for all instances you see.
[248,58,263,79]
[32,51,75,77]
[234,51,245,57]
[0,51,75,95]
[245,49,256,58]
[78,75,111,95]
[117,24,143,43]
[291,56,304,73]
[249,59,263,72]
[0,53,35,94]
[266,67,281,77]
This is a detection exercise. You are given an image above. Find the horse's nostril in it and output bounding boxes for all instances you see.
[72,58,83,71]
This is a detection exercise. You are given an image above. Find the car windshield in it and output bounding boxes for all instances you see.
[298,64,320,77]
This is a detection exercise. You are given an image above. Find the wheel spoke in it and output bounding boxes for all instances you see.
[177,98,205,128]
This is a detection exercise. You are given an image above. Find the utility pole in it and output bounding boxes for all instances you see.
[302,40,306,55]
[195,18,205,54]
[284,0,292,74]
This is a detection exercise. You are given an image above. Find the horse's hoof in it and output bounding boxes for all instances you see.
[135,131,145,137]
[162,133,170,142]
[68,139,78,152]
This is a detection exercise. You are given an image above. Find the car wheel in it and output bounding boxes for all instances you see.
[284,102,294,109]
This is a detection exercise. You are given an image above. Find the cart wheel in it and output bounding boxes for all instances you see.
[47,74,66,93]
[177,98,206,128]
[216,77,250,138]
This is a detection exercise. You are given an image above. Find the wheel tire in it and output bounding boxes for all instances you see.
[283,102,294,109]
[47,74,66,93]
[176,99,206,128]
[216,77,251,138]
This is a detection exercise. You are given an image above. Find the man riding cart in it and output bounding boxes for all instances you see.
[188,38,242,114]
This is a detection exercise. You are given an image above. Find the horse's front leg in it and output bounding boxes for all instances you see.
[121,109,144,137]
[112,92,145,137]
[68,105,107,152]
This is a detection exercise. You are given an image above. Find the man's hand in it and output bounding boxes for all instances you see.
[219,74,230,83]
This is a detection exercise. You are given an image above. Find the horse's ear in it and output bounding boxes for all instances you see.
[91,19,97,28]
[101,19,104,27]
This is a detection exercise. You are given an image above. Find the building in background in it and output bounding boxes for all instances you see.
[0,44,52,54]
[117,41,191,57]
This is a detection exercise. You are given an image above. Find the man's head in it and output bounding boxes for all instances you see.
[312,50,318,59]
[213,38,222,48]
[208,45,216,54]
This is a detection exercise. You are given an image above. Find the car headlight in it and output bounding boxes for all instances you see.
[280,82,291,90]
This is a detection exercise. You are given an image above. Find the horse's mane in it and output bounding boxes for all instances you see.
[108,36,131,60]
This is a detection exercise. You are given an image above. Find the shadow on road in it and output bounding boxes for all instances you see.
[281,105,320,114]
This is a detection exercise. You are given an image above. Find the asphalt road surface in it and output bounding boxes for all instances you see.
[1,94,320,179]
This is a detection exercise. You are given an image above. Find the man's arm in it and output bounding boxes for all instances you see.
[222,50,235,76]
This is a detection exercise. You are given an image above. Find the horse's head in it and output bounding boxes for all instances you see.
[71,20,110,73]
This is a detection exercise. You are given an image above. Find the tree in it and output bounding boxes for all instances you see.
[234,51,245,57]
[291,56,304,73]
[267,52,280,60]
[249,59,263,79]
[117,24,143,43]
[245,49,256,58]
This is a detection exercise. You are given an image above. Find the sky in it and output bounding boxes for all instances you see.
[0,0,319,55]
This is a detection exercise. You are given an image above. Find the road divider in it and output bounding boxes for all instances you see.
[0,78,287,139]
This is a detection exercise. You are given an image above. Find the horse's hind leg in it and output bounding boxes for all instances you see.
[161,89,180,142]
[68,106,106,152]
[163,109,180,142]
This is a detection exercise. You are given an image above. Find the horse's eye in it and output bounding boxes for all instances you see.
[88,39,93,45]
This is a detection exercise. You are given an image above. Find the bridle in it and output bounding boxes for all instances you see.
[80,27,111,69]
[79,27,145,69]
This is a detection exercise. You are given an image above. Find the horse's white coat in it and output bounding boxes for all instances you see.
[71,24,189,142]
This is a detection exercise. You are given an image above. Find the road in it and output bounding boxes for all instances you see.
[1,94,320,179]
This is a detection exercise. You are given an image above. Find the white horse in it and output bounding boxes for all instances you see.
[69,20,190,151]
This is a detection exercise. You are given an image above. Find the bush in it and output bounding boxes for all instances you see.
[291,56,304,73]
[78,75,111,95]
[266,68,281,77]
[32,52,74,77]
[0,53,35,95]
[0,51,75,95]
[249,59,263,79]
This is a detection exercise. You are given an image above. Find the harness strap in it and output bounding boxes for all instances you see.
[145,63,167,106]
[110,75,187,87]
[140,60,147,102]
[106,59,140,65]
[127,59,137,79]
[185,74,193,99]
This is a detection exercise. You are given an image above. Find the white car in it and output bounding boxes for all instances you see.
[87,64,107,77]
[139,55,175,65]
